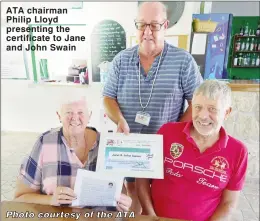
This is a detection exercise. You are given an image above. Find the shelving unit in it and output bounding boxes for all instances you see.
[231,34,260,68]
[227,16,260,80]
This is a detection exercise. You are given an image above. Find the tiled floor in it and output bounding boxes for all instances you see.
[1,131,259,220]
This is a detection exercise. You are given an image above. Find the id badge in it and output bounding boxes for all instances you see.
[135,111,151,126]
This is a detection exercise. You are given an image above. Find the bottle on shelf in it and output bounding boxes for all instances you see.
[242,54,247,66]
[250,38,255,51]
[256,20,260,36]
[237,53,243,66]
[249,29,253,36]
[240,39,246,51]
[239,25,244,36]
[254,39,258,51]
[235,38,241,51]
[244,22,249,36]
[257,39,260,51]
[245,38,250,51]
[256,54,260,66]
[246,53,251,66]
[251,53,256,66]
[233,54,238,66]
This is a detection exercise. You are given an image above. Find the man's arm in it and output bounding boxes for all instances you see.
[103,96,130,134]
[103,96,124,125]
[136,178,156,216]
[179,100,192,122]
[209,189,240,221]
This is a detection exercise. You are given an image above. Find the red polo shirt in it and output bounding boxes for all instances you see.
[151,122,248,221]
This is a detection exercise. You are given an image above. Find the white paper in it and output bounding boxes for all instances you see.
[191,34,207,55]
[96,133,164,179]
[71,169,124,207]
[165,36,179,47]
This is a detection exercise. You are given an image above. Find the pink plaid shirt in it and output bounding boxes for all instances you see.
[19,127,99,195]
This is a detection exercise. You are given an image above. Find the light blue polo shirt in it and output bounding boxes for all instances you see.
[103,41,203,134]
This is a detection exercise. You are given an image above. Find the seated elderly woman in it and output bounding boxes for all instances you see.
[14,95,132,211]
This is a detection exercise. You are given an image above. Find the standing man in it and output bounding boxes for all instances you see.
[136,80,248,221]
[103,2,203,213]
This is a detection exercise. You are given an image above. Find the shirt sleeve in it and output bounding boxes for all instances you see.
[226,145,248,191]
[18,135,44,190]
[102,53,121,99]
[181,53,203,101]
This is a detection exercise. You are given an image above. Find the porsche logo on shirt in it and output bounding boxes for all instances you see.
[170,143,184,159]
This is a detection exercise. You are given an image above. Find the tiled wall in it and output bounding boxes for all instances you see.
[224,91,259,179]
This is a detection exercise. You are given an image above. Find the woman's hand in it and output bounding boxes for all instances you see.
[50,186,77,206]
[116,193,132,212]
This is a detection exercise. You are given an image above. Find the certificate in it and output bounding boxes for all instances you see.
[71,169,123,207]
[96,133,163,179]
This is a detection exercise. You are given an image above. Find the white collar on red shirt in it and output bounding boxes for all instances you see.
[183,121,229,149]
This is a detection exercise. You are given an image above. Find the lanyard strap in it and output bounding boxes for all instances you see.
[138,49,163,111]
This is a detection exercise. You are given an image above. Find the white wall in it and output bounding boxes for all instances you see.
[2,2,199,133]
[211,1,260,16]
[1,80,104,132]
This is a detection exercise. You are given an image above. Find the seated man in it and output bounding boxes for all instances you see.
[14,95,131,212]
[137,80,248,221]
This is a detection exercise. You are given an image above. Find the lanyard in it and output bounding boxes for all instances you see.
[138,49,163,111]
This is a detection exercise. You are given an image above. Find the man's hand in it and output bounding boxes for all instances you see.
[50,186,77,206]
[116,193,132,212]
[117,118,130,134]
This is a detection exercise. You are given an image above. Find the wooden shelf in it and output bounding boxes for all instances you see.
[231,65,260,68]
[234,51,260,53]
[234,35,260,38]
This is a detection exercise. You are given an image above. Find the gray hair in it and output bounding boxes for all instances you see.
[138,2,168,20]
[55,93,89,113]
[192,80,232,108]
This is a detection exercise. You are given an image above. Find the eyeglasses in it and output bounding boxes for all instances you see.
[134,20,167,31]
